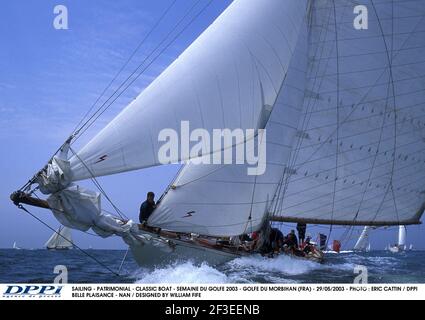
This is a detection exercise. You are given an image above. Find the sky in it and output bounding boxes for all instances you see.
[0,0,424,250]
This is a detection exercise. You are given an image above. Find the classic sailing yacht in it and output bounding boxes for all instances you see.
[354,226,374,252]
[388,225,410,253]
[11,0,425,267]
[45,226,73,250]
[12,242,21,250]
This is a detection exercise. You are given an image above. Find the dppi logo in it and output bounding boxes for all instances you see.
[3,285,63,298]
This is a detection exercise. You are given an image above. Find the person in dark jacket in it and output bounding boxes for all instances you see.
[139,192,156,225]
[285,230,299,249]
[269,228,284,252]
[296,223,307,244]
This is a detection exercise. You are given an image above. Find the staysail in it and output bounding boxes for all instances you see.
[45,226,73,250]
[271,0,425,226]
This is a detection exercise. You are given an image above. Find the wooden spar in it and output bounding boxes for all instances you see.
[10,191,50,210]
[270,215,422,226]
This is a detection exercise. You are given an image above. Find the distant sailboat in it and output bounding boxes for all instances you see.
[12,241,21,250]
[366,243,371,253]
[45,226,73,250]
[10,0,425,267]
[354,227,374,252]
[388,226,408,253]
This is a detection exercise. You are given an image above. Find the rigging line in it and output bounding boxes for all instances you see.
[309,59,425,79]
[303,107,425,133]
[71,0,178,137]
[280,0,337,194]
[311,28,425,45]
[275,179,422,219]
[280,1,342,213]
[19,0,202,191]
[117,248,130,275]
[326,0,341,248]
[243,131,267,235]
[370,0,399,224]
[69,147,128,220]
[17,1,180,194]
[295,134,425,170]
[310,43,425,61]
[277,1,335,212]
[298,87,425,117]
[352,26,397,222]
[273,146,425,197]
[73,0,214,143]
[278,169,425,213]
[278,180,425,222]
[32,191,106,238]
[17,204,120,277]
[72,0,200,140]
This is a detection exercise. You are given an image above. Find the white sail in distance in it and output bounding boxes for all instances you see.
[398,225,406,247]
[354,226,373,251]
[45,227,73,250]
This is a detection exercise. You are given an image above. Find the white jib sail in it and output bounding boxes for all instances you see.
[45,226,73,249]
[69,0,308,181]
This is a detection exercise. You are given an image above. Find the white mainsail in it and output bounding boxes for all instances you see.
[354,226,373,251]
[45,226,73,250]
[398,225,406,247]
[271,0,425,226]
[31,0,425,244]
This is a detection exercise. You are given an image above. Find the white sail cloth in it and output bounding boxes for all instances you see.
[273,0,425,225]
[36,153,178,251]
[148,7,309,236]
[353,226,373,251]
[398,225,406,247]
[45,226,73,249]
[35,0,425,243]
[36,154,140,245]
[69,0,309,181]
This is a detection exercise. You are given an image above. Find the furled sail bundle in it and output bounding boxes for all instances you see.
[21,0,424,244]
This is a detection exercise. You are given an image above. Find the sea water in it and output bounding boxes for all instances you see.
[0,249,424,283]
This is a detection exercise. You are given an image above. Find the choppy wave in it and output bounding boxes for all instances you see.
[1,249,424,283]
[133,254,323,284]
[134,261,228,283]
